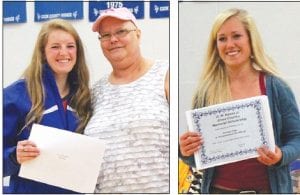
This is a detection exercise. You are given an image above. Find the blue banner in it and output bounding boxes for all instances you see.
[150,1,169,18]
[35,2,83,22]
[89,1,144,22]
[3,1,27,24]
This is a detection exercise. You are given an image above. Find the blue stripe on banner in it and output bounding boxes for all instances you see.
[3,1,27,24]
[89,1,144,22]
[150,1,170,18]
[34,2,83,22]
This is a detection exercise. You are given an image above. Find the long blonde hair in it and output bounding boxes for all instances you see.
[23,19,92,133]
[192,8,279,109]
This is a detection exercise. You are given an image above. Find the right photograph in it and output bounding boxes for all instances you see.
[178,2,300,194]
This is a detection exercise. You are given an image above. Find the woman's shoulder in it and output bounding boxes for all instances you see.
[4,79,29,107]
[266,74,297,104]
[148,60,169,78]
[90,75,109,101]
[92,75,109,91]
[266,74,291,91]
[266,74,290,90]
[4,79,27,95]
[154,60,169,70]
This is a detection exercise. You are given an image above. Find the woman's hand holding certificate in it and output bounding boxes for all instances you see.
[179,132,203,157]
[257,145,283,166]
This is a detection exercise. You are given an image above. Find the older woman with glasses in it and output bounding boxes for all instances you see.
[84,7,170,193]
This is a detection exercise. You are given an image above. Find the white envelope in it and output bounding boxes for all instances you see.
[19,124,106,193]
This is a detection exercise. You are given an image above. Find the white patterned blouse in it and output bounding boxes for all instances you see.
[84,60,169,193]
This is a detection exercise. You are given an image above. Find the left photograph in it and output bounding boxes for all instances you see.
[3,1,170,194]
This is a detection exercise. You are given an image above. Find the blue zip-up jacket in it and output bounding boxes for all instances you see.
[180,74,300,193]
[3,64,79,193]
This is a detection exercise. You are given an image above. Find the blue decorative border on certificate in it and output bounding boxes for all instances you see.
[191,99,268,165]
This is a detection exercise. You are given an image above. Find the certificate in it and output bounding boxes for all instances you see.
[19,124,106,193]
[186,95,275,170]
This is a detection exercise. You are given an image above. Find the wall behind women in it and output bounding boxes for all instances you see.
[3,1,169,87]
[179,2,300,134]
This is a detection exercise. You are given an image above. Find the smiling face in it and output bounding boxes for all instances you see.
[44,29,77,78]
[217,16,252,69]
[99,17,141,66]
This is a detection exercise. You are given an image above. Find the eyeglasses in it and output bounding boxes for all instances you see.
[98,29,137,41]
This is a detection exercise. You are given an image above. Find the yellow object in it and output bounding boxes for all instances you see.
[179,159,193,193]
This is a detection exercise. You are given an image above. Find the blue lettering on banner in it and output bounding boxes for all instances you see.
[89,1,144,22]
[35,2,83,22]
[3,1,26,24]
[150,1,169,18]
